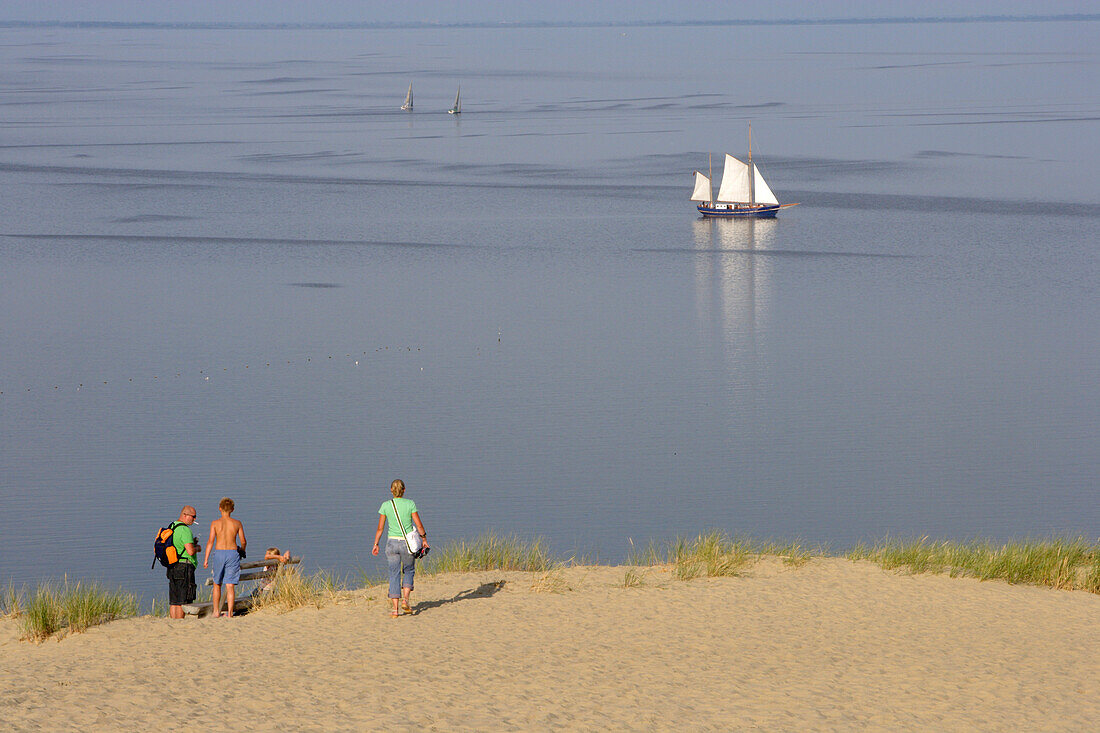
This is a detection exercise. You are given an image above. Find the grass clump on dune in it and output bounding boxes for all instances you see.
[621,567,645,588]
[2,582,23,618]
[7,578,137,642]
[669,533,756,580]
[529,568,571,593]
[250,566,346,613]
[629,532,823,580]
[630,532,755,580]
[752,539,820,568]
[848,536,1100,592]
[424,532,554,574]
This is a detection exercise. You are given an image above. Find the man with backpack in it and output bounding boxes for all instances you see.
[166,505,201,619]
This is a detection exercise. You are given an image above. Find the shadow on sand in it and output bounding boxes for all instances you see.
[411,581,506,615]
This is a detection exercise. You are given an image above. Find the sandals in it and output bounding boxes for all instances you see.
[401,600,413,615]
[390,610,400,618]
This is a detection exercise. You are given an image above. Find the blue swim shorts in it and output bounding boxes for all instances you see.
[209,549,241,585]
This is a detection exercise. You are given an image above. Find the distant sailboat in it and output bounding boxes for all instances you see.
[400,83,413,111]
[448,86,461,115]
[691,125,798,218]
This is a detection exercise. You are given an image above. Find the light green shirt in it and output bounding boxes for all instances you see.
[172,523,197,565]
[379,497,418,539]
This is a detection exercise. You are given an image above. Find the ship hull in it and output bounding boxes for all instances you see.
[698,203,780,219]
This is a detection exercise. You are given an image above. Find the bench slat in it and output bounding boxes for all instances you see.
[240,556,300,570]
[204,569,276,586]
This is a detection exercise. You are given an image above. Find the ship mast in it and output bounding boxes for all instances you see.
[748,122,755,205]
[708,153,713,205]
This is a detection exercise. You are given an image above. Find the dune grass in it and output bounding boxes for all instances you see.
[670,533,755,580]
[422,532,554,574]
[529,568,571,593]
[848,536,1100,592]
[355,566,388,589]
[149,598,168,618]
[629,532,756,580]
[2,582,23,618]
[621,567,645,588]
[250,565,347,613]
[628,532,822,580]
[8,534,1097,641]
[762,540,818,568]
[8,578,137,642]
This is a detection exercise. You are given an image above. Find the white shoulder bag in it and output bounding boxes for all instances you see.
[391,498,422,554]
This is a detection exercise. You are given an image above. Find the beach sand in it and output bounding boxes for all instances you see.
[3,558,1098,731]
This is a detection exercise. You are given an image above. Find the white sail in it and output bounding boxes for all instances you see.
[449,87,461,114]
[716,154,751,203]
[753,164,779,205]
[401,83,413,110]
[690,171,712,202]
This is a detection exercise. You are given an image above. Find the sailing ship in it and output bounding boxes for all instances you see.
[691,125,797,218]
[447,87,461,115]
[400,83,413,111]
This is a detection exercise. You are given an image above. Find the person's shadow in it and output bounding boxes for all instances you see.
[410,581,505,615]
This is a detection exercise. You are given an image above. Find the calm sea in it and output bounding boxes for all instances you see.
[2,19,1098,603]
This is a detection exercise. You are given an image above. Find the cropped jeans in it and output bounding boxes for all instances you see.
[385,538,415,599]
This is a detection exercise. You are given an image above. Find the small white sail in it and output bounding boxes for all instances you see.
[691,171,712,202]
[448,87,461,114]
[753,164,779,205]
[716,154,751,203]
[401,83,413,110]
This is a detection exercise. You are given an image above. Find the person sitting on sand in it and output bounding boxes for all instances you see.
[372,478,429,618]
[203,497,246,618]
[260,546,291,591]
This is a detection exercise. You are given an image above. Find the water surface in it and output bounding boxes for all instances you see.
[1,20,1098,603]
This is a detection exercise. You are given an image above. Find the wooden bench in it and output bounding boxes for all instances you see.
[182,556,301,617]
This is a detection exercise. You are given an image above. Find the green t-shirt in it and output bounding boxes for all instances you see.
[172,523,197,565]
[379,497,418,539]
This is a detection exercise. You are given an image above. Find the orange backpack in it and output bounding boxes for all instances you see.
[152,522,182,569]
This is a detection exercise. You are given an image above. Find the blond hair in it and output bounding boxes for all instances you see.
[218,497,234,513]
[390,479,405,498]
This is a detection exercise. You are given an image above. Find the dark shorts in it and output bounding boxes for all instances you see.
[167,562,196,605]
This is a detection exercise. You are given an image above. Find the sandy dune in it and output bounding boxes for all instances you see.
[3,559,1099,731]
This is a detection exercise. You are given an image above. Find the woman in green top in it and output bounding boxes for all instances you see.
[372,479,430,617]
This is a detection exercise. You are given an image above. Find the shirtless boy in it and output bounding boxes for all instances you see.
[203,497,247,618]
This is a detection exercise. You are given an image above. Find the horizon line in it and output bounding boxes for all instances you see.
[1,14,1097,31]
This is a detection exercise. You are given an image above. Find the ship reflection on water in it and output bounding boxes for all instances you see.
[692,218,777,383]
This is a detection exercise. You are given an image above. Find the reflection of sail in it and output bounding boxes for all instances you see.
[692,219,776,376]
